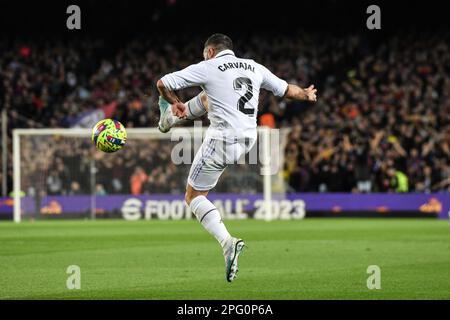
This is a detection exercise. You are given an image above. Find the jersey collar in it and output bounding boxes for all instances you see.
[215,49,235,58]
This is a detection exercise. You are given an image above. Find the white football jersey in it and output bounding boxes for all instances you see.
[160,49,288,141]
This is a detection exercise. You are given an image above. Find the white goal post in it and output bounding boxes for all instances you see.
[12,127,290,223]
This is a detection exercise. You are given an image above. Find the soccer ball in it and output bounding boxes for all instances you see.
[92,119,127,153]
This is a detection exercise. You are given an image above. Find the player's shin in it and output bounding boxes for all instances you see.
[189,195,231,247]
[184,94,207,120]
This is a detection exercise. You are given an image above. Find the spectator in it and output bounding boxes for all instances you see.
[95,184,107,196]
[387,168,409,193]
[130,167,148,195]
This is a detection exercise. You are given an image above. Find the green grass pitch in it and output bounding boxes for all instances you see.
[0,218,449,299]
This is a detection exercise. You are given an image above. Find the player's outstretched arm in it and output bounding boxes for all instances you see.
[284,84,317,102]
[156,79,188,118]
[157,81,209,120]
[157,79,181,105]
[170,91,209,119]
[157,61,208,118]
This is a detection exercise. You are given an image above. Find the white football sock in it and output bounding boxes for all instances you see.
[172,94,207,126]
[189,195,231,248]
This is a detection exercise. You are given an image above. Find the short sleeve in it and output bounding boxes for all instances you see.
[258,64,288,97]
[160,62,208,90]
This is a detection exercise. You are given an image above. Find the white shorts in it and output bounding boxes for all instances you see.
[187,136,256,191]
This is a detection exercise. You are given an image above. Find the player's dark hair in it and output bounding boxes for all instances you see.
[204,33,233,52]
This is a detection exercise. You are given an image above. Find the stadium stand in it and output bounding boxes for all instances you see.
[1,31,449,195]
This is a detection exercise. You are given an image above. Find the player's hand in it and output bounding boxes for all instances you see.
[172,102,187,119]
[304,85,317,102]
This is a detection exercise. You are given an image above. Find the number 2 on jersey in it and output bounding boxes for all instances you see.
[233,77,254,115]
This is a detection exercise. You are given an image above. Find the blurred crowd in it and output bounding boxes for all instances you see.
[18,137,186,197]
[1,31,449,195]
[279,32,450,193]
[18,136,262,197]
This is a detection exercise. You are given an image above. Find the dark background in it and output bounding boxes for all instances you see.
[0,0,448,38]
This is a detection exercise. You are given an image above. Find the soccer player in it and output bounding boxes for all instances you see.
[156,34,317,282]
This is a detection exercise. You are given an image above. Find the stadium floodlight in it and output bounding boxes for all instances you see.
[12,127,289,223]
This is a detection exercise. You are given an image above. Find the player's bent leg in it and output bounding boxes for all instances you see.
[157,96,173,133]
[185,184,208,205]
[185,93,208,120]
[158,94,207,133]
[186,183,245,283]
[186,183,230,247]
[186,138,248,282]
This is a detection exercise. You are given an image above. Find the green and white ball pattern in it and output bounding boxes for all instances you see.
[92,119,127,153]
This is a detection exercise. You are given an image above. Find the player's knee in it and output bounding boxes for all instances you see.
[185,191,193,206]
[185,185,208,205]
[185,187,197,205]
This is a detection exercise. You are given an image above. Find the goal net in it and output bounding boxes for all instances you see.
[12,127,296,222]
